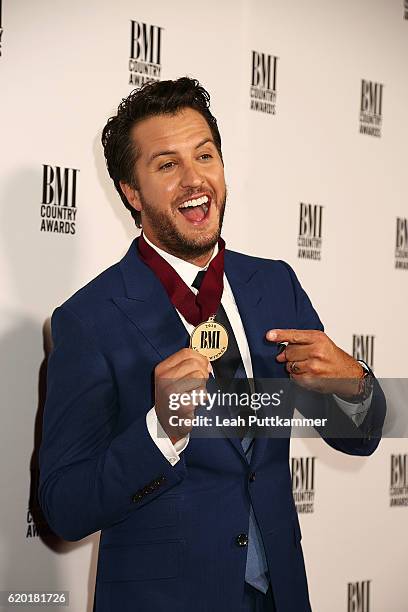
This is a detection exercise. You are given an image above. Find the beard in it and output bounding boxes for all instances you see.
[138,187,227,261]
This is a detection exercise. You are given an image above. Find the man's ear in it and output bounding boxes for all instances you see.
[120,181,142,213]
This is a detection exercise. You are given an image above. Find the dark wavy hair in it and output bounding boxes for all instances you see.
[101,77,223,227]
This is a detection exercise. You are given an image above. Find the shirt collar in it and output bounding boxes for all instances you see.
[142,232,219,288]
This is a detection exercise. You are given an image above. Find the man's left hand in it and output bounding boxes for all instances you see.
[265,328,364,397]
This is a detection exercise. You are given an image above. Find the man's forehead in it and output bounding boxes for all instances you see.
[131,108,213,157]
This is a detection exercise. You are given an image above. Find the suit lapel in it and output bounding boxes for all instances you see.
[224,253,284,379]
[114,238,189,360]
[224,252,285,468]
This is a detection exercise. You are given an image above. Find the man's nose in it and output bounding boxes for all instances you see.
[180,161,204,189]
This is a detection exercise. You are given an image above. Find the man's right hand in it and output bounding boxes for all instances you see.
[154,348,211,444]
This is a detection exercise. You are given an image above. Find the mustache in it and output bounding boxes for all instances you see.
[173,189,215,208]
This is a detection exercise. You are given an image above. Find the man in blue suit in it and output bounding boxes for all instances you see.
[39,78,385,612]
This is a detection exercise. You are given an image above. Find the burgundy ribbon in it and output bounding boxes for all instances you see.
[137,233,225,327]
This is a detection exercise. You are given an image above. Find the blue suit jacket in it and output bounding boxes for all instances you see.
[39,239,385,612]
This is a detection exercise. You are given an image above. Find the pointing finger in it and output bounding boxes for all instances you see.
[266,329,317,344]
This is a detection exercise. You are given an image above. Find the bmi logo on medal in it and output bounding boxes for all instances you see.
[390,454,408,507]
[352,335,375,369]
[40,164,79,235]
[129,20,163,86]
[250,50,278,115]
[291,456,316,513]
[395,217,408,270]
[347,580,371,612]
[190,316,229,361]
[359,79,384,138]
[0,0,4,58]
[297,203,323,260]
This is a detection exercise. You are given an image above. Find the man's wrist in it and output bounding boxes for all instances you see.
[336,360,374,404]
[146,407,189,465]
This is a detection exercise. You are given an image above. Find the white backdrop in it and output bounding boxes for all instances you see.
[1,1,407,610]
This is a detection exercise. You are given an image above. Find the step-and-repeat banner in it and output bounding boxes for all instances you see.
[0,1,407,610]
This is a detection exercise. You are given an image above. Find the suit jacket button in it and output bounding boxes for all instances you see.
[249,472,256,482]
[236,533,249,547]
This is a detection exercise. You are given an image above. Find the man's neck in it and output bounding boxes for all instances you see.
[142,232,215,268]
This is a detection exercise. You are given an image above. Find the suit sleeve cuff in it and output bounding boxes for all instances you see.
[332,392,373,427]
[146,407,190,465]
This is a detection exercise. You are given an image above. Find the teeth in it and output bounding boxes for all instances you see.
[179,195,209,209]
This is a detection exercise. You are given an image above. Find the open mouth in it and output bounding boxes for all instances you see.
[178,194,211,224]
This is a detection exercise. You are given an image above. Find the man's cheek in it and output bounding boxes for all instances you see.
[212,168,226,191]
[164,178,180,198]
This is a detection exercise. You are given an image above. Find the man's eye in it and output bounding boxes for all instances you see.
[159,161,175,171]
[200,154,212,160]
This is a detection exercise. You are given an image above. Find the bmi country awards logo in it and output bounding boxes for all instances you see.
[0,0,4,58]
[347,580,371,612]
[26,507,39,538]
[359,79,384,138]
[390,454,408,507]
[291,456,316,513]
[250,50,278,115]
[40,165,79,234]
[26,506,51,538]
[352,335,375,369]
[395,217,408,269]
[129,21,163,86]
[297,203,323,260]
[26,469,53,538]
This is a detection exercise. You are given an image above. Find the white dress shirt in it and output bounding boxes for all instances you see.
[143,234,370,465]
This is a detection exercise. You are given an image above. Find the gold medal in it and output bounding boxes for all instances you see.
[190,315,229,361]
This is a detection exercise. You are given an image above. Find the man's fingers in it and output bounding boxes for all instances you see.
[163,360,209,382]
[158,347,210,373]
[266,328,320,345]
[276,345,311,363]
[162,374,208,396]
[161,374,208,401]
[288,373,318,390]
[285,360,308,376]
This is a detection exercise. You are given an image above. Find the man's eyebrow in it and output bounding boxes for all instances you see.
[148,137,215,163]
[195,137,214,149]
